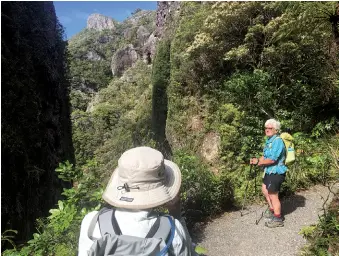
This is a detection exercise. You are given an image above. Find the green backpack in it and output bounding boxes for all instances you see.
[280,132,295,165]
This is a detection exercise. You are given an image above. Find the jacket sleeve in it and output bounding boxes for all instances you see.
[170,218,195,256]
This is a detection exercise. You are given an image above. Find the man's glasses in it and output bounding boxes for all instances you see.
[265,127,274,130]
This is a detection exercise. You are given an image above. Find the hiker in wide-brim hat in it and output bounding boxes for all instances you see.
[103,146,182,210]
[78,146,194,256]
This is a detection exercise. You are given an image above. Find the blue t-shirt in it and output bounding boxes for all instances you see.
[263,135,287,174]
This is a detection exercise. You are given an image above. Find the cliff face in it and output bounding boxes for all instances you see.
[111,44,138,76]
[1,1,74,243]
[155,1,180,38]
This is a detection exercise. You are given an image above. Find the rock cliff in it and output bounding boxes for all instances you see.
[1,1,74,244]
[155,1,180,38]
[87,13,116,31]
[111,44,138,76]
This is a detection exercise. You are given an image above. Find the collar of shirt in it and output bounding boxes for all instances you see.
[266,134,278,144]
[115,209,157,220]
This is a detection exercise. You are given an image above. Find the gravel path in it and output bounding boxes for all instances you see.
[196,183,338,256]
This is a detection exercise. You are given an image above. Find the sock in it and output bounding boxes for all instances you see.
[274,213,281,218]
[269,208,274,213]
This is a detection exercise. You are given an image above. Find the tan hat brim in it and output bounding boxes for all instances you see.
[102,159,181,210]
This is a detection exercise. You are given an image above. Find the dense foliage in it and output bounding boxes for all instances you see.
[71,61,154,176]
[2,161,102,255]
[3,2,339,255]
[151,39,172,156]
[169,1,338,147]
[168,1,338,197]
[299,141,339,255]
[68,29,118,92]
[300,190,339,255]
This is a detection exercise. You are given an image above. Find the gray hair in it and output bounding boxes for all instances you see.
[265,118,281,131]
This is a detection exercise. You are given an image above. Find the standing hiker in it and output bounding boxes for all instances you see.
[78,146,194,255]
[250,118,287,228]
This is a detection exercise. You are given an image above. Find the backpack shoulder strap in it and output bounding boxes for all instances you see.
[98,208,122,236]
[87,207,122,240]
[96,209,172,239]
[145,216,171,241]
[145,216,161,238]
[87,207,109,240]
[146,215,175,255]
[158,216,175,256]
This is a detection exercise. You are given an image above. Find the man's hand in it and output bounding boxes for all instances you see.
[250,158,259,165]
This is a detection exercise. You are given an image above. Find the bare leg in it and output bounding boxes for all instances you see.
[268,192,281,215]
[262,183,273,209]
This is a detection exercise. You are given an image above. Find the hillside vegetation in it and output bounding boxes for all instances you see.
[3,2,338,255]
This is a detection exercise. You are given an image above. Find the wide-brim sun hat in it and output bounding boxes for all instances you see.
[102,146,182,210]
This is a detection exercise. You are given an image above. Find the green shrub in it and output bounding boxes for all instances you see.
[299,191,339,256]
[173,150,234,225]
[151,39,171,149]
[282,134,339,197]
[2,160,103,256]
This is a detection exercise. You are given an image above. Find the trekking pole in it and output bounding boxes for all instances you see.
[253,165,260,224]
[254,165,257,195]
[254,165,265,225]
[240,163,253,217]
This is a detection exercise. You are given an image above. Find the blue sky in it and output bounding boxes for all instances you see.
[54,1,157,39]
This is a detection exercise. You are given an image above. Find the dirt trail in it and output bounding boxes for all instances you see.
[196,184,338,256]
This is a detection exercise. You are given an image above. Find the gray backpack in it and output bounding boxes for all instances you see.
[87,207,175,256]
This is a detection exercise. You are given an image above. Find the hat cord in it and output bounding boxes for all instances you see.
[117,183,140,192]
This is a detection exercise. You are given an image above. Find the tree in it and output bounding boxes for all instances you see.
[151,40,172,158]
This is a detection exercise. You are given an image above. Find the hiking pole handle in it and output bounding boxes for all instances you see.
[249,156,260,166]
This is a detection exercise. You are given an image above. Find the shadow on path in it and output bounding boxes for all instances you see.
[281,194,306,216]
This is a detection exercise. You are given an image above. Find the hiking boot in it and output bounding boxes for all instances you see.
[263,209,274,219]
[265,216,284,228]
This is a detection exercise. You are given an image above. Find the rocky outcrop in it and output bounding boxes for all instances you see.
[155,1,181,37]
[122,25,156,64]
[125,10,155,25]
[141,33,158,64]
[201,132,221,163]
[137,26,150,46]
[87,13,116,31]
[123,27,134,41]
[111,44,138,76]
[1,1,74,244]
[85,50,102,61]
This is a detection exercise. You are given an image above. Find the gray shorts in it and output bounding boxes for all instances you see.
[263,173,286,193]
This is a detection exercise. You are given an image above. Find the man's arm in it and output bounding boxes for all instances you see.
[250,156,275,166]
[257,156,275,167]
[78,211,99,256]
